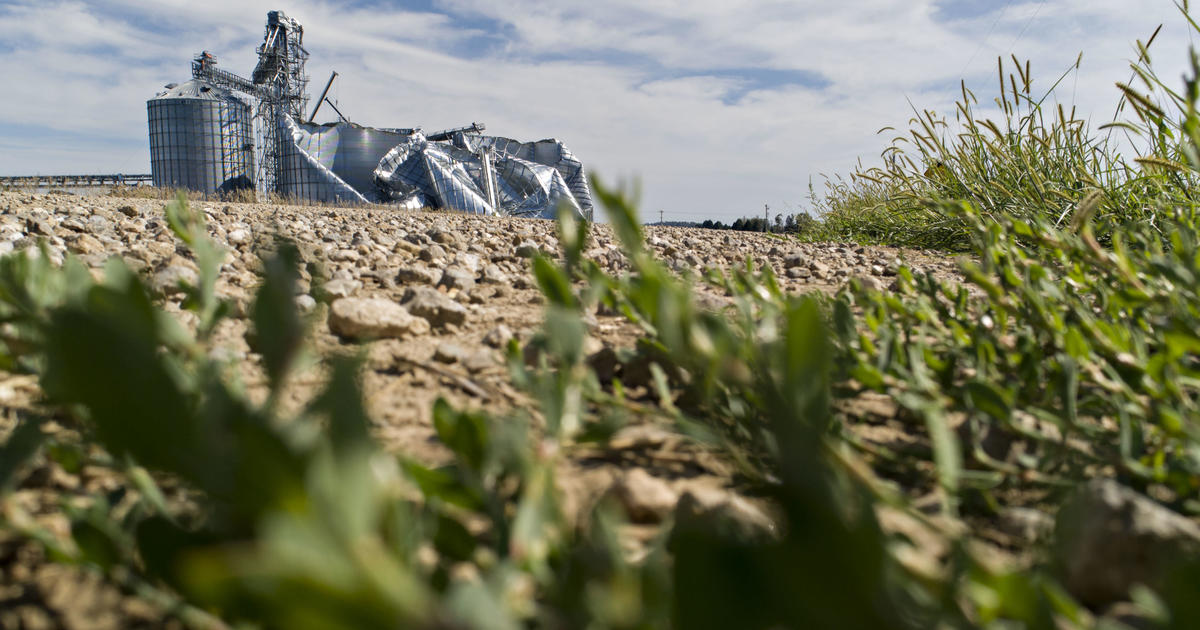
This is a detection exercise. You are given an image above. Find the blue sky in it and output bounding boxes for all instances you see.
[0,0,1194,222]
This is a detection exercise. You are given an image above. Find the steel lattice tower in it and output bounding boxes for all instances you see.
[191,10,309,196]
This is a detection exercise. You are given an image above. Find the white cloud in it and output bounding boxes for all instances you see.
[0,0,1194,222]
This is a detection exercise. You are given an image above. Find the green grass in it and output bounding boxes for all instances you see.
[806,19,1200,250]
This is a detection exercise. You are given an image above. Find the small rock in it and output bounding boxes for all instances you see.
[294,294,317,313]
[427,229,458,246]
[1054,479,1200,607]
[394,239,422,255]
[330,248,359,262]
[433,342,470,364]
[438,267,476,292]
[480,264,508,284]
[608,424,676,450]
[227,228,250,245]
[483,325,514,348]
[26,218,54,236]
[117,205,138,218]
[784,253,805,268]
[396,265,439,286]
[365,267,397,290]
[418,244,448,262]
[87,215,112,233]
[328,297,431,340]
[401,286,468,328]
[453,252,482,274]
[515,240,541,258]
[852,274,885,292]
[60,217,88,232]
[67,233,105,255]
[151,265,197,296]
[320,278,361,300]
[462,350,494,373]
[612,469,679,524]
[787,267,812,279]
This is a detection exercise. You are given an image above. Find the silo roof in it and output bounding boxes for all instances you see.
[151,78,237,101]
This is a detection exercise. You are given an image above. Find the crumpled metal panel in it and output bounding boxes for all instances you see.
[332,124,411,195]
[374,132,586,218]
[276,118,591,219]
[451,134,593,218]
[374,132,499,215]
[278,116,367,203]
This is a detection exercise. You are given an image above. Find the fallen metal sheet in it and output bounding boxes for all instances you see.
[279,116,368,203]
[278,118,590,218]
[373,132,586,218]
[451,133,593,219]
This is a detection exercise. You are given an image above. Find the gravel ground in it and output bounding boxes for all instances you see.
[0,189,961,444]
[0,190,965,629]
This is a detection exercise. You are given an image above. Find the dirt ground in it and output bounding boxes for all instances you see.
[0,190,965,629]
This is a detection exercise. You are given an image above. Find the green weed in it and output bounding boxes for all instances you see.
[809,11,1200,250]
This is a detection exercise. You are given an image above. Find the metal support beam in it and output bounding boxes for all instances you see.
[307,71,338,123]
[426,122,486,141]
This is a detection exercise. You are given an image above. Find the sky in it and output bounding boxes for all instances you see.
[0,0,1196,223]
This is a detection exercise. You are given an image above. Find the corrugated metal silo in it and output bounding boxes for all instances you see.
[147,79,255,193]
[331,124,409,195]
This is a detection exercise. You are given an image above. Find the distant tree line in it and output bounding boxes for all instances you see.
[691,213,817,234]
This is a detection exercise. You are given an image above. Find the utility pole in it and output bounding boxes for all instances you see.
[764,204,769,232]
[659,209,664,225]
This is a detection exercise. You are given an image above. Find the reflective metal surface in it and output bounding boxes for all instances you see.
[278,116,366,203]
[276,119,592,219]
[148,11,594,218]
[147,79,254,193]
[371,131,590,218]
[329,123,411,194]
[453,134,593,219]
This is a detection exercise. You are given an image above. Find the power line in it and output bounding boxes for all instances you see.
[956,0,1018,82]
[1005,0,1046,57]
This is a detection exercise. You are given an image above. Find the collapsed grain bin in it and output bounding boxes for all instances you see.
[147,10,593,219]
[147,79,255,193]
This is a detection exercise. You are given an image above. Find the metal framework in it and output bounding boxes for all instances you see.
[191,10,309,195]
[167,9,592,219]
[0,174,152,188]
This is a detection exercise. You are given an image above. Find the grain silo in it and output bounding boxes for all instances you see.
[147,10,592,218]
[147,79,255,194]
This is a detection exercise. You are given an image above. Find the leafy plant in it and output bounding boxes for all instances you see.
[809,13,1200,250]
